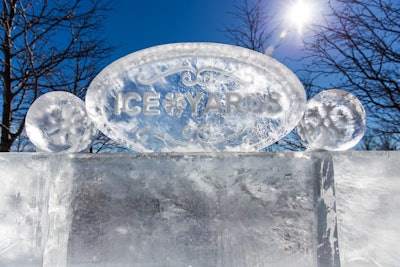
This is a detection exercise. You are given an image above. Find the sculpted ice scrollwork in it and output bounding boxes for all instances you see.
[181,124,248,145]
[137,66,252,87]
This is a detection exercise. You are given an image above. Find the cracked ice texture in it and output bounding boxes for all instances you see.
[65,153,325,266]
[0,152,342,266]
[0,154,48,266]
[334,151,400,267]
[25,91,97,153]
[1,152,398,266]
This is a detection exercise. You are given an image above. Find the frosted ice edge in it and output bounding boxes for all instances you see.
[43,155,75,267]
[312,152,341,267]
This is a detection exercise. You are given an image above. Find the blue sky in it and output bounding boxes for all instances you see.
[104,0,237,61]
[103,0,304,68]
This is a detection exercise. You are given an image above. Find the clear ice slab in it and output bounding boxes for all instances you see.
[0,154,48,266]
[0,152,341,267]
[333,151,400,267]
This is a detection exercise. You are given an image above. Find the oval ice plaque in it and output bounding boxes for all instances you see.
[86,43,306,152]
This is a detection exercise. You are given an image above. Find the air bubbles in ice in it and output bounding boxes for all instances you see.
[296,89,366,151]
[25,91,97,152]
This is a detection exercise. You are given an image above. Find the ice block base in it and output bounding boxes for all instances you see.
[0,152,340,267]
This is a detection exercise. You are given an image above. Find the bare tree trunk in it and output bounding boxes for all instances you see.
[1,0,16,152]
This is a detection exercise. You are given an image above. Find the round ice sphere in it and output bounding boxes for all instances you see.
[26,91,98,152]
[296,89,366,151]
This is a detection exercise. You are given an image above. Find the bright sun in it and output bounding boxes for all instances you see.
[287,0,315,33]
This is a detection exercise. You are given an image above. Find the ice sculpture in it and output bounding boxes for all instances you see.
[85,43,307,152]
[296,89,366,151]
[25,92,97,152]
[25,44,367,153]
[7,43,380,267]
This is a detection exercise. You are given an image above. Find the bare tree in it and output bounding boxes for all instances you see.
[223,0,400,150]
[357,132,400,150]
[0,0,114,151]
[302,0,400,137]
[221,0,276,53]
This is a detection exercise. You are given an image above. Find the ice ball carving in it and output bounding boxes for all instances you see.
[26,91,97,152]
[296,89,366,151]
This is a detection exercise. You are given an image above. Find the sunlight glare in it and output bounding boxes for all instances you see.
[287,0,315,33]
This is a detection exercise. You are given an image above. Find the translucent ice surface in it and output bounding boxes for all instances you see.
[0,154,48,266]
[26,92,97,152]
[2,152,397,266]
[334,151,400,267]
[86,43,306,152]
[297,89,366,151]
[0,152,341,267]
[64,153,338,267]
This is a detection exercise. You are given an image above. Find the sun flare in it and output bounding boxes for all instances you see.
[287,0,315,33]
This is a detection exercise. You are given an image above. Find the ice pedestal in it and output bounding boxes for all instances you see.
[0,152,340,267]
[4,152,399,267]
